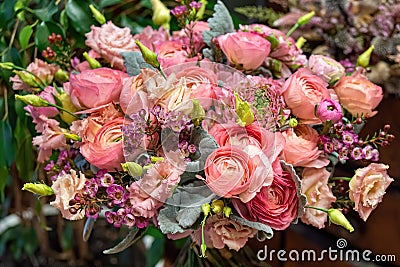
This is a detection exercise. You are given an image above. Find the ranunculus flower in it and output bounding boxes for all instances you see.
[308,55,345,84]
[301,167,336,229]
[85,21,138,70]
[204,145,273,203]
[282,68,330,123]
[334,69,383,118]
[80,117,125,171]
[50,170,87,220]
[281,125,329,168]
[67,67,128,109]
[217,31,271,70]
[349,163,393,221]
[316,98,343,123]
[232,162,300,230]
[156,41,199,69]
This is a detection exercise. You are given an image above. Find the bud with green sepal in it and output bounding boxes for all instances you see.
[83,52,102,69]
[286,11,315,37]
[121,162,144,177]
[15,94,49,107]
[89,4,106,25]
[357,45,374,68]
[22,182,54,196]
[191,99,205,126]
[235,92,255,127]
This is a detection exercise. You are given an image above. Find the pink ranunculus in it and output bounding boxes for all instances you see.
[301,167,336,229]
[171,21,210,53]
[50,170,87,220]
[10,59,59,92]
[349,163,394,221]
[85,21,138,70]
[67,67,128,109]
[134,25,170,51]
[217,32,271,70]
[308,55,345,84]
[80,117,125,171]
[316,98,343,123]
[281,125,329,168]
[334,69,383,118]
[204,145,273,203]
[156,41,199,69]
[282,68,329,123]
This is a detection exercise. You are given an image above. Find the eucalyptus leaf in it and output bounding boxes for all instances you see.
[202,0,234,46]
[19,25,33,50]
[103,227,146,254]
[121,51,155,76]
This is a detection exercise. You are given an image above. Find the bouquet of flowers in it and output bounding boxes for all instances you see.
[7,0,395,262]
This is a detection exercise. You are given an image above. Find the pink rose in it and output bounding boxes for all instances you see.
[156,41,199,69]
[281,125,329,168]
[301,167,336,229]
[282,68,330,123]
[134,26,170,51]
[233,161,299,230]
[315,98,343,123]
[67,67,127,109]
[204,145,273,202]
[334,69,383,118]
[80,117,125,171]
[308,55,345,84]
[50,170,87,220]
[349,163,393,221]
[217,32,271,70]
[85,21,138,70]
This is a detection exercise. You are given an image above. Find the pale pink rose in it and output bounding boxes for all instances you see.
[301,167,336,229]
[349,163,394,221]
[281,125,329,168]
[134,26,170,51]
[232,162,299,230]
[308,55,345,84]
[334,69,383,118]
[10,59,59,92]
[193,214,257,251]
[32,116,68,162]
[217,31,271,70]
[80,117,125,171]
[67,67,128,109]
[50,170,87,220]
[126,155,185,218]
[204,144,273,202]
[282,68,329,123]
[171,21,210,53]
[156,41,199,69]
[85,21,138,70]
[24,86,59,120]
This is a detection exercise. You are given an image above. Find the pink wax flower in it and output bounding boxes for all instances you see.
[315,98,343,123]
[308,54,345,84]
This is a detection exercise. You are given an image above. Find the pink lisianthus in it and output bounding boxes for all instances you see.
[349,163,394,221]
[217,31,271,70]
[50,170,87,220]
[67,67,128,109]
[134,25,170,51]
[24,86,59,121]
[315,98,343,123]
[308,55,345,84]
[281,125,329,168]
[282,68,330,123]
[204,144,273,203]
[85,21,138,70]
[80,117,125,171]
[301,167,336,229]
[156,41,199,69]
[10,59,59,92]
[334,69,383,118]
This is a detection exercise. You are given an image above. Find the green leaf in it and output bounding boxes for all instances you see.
[0,164,9,202]
[99,0,123,8]
[32,1,58,21]
[19,25,33,50]
[34,21,65,51]
[66,0,96,34]
[103,227,146,254]
[0,120,15,166]
[146,236,165,267]
[61,222,73,250]
[121,51,155,76]
[14,115,34,180]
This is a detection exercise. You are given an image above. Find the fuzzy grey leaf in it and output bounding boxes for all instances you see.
[176,206,202,228]
[121,51,155,76]
[202,0,234,46]
[231,214,274,240]
[103,227,146,254]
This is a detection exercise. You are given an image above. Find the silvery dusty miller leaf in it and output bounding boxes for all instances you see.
[202,0,234,46]
[230,214,274,241]
[121,51,155,76]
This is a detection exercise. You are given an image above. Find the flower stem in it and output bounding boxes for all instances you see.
[305,206,329,213]
[47,103,80,119]
[330,177,352,181]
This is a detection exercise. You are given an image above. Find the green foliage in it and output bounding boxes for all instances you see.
[0,225,39,260]
[234,6,282,26]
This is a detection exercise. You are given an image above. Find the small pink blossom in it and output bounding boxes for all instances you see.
[316,98,343,123]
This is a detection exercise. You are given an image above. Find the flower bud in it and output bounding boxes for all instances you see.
[266,35,279,50]
[211,199,224,214]
[14,70,41,88]
[235,93,254,127]
[315,99,343,123]
[15,94,49,107]
[295,36,307,49]
[150,156,164,163]
[63,132,82,141]
[357,45,374,68]
[54,69,69,82]
[297,11,315,26]
[196,0,207,20]
[200,243,207,258]
[151,0,171,30]
[0,62,15,70]
[22,183,54,196]
[288,118,298,128]
[135,40,160,69]
[328,208,354,232]
[83,52,102,69]
[223,206,232,218]
[201,203,211,216]
[121,162,143,177]
[89,4,106,25]
[191,99,205,126]
[56,90,79,124]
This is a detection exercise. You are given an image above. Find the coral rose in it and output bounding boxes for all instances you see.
[282,68,329,123]
[217,31,271,70]
[301,167,336,228]
[349,163,393,221]
[334,69,383,118]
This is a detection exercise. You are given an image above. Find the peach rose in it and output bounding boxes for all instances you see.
[349,163,393,221]
[80,117,125,171]
[334,69,383,118]
[217,31,271,70]
[282,68,330,123]
[50,170,87,220]
[85,21,138,70]
[67,67,128,109]
[281,125,329,168]
[301,167,336,228]
[204,145,273,203]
